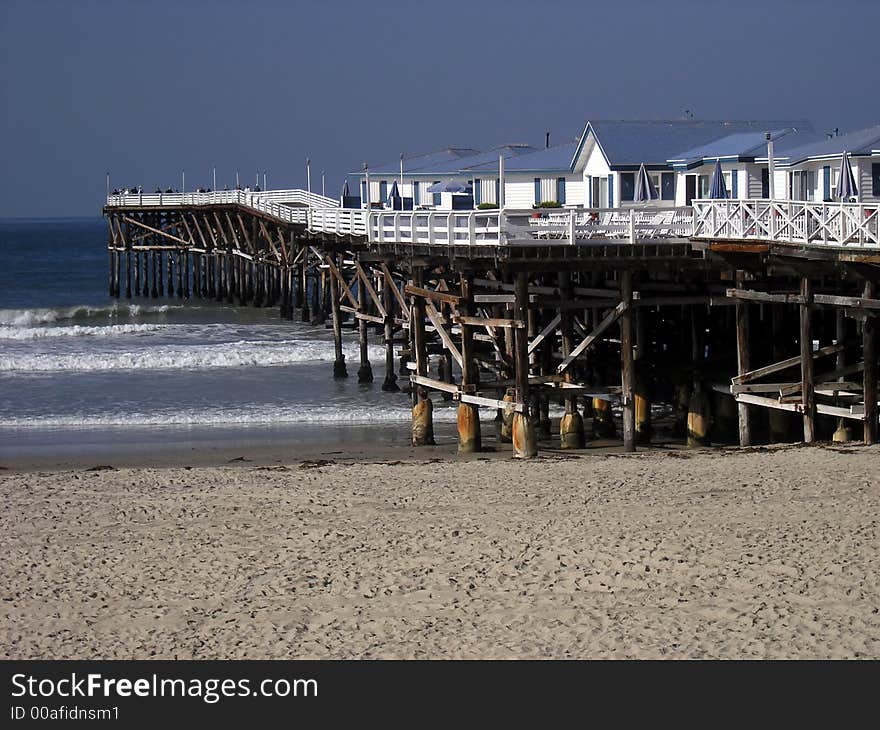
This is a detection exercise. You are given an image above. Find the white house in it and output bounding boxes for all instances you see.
[666,127,819,204]
[776,124,880,202]
[570,119,811,207]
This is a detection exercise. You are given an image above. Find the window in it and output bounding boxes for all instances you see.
[590,176,609,207]
[661,172,675,200]
[761,168,770,198]
[698,175,709,198]
[474,178,482,204]
[556,178,566,205]
[620,172,635,202]
[433,181,441,207]
[535,178,557,205]
[873,163,880,197]
[412,181,420,206]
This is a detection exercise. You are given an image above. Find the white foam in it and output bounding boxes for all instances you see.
[0,323,166,340]
[0,339,386,373]
[0,404,462,427]
[0,303,181,327]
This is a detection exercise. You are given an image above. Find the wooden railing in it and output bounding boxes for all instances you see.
[110,190,878,249]
[692,199,880,248]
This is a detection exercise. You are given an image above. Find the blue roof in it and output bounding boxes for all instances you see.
[668,128,822,168]
[777,124,880,166]
[576,119,814,169]
[362,147,479,175]
[467,142,578,173]
[431,144,540,174]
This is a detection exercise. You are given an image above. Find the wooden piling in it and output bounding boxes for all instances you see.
[357,272,373,383]
[457,271,481,453]
[800,277,815,443]
[558,270,584,449]
[512,272,537,458]
[620,271,635,452]
[735,271,751,446]
[411,267,435,446]
[864,281,877,445]
[381,267,399,392]
[330,255,348,379]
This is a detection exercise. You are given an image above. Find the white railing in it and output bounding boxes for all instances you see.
[504,207,694,243]
[692,199,880,248]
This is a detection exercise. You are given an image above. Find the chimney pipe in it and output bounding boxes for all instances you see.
[545,131,550,149]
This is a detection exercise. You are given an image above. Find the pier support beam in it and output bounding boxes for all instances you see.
[457,271,481,453]
[381,267,399,392]
[329,255,348,379]
[634,306,651,444]
[620,270,636,452]
[411,268,435,446]
[864,282,877,445]
[357,272,373,384]
[558,270,584,449]
[735,271,751,446]
[800,277,815,443]
[512,272,537,458]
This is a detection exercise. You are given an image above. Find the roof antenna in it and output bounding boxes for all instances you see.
[545,131,550,149]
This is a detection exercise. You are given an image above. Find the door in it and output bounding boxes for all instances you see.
[685,175,697,206]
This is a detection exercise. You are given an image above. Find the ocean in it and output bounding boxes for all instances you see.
[0,218,460,464]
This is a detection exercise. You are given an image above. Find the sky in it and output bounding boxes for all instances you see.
[1,0,878,218]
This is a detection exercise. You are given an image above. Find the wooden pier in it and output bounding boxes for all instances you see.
[104,191,880,455]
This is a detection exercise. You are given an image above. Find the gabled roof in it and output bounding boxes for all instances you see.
[572,119,814,170]
[668,127,821,169]
[361,147,479,175]
[466,142,579,174]
[777,124,880,166]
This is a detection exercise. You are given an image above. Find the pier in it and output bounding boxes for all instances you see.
[104,190,880,455]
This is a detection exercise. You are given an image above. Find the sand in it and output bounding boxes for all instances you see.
[1,443,878,659]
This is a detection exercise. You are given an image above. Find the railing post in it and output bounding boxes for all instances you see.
[468,211,476,245]
[628,208,635,244]
[447,212,454,246]
[568,208,575,245]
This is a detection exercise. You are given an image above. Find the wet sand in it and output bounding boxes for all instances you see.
[1,443,878,659]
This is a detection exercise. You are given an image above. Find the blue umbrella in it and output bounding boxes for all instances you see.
[427,180,472,194]
[708,158,728,199]
[835,151,858,201]
[387,180,400,204]
[634,163,658,203]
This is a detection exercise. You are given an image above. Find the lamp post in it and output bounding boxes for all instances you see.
[106,172,110,198]
[321,171,325,198]
[212,166,216,192]
[766,132,775,200]
[182,170,185,194]
[235,170,239,189]
[364,162,370,210]
[498,154,505,209]
[306,158,311,196]
[263,171,267,191]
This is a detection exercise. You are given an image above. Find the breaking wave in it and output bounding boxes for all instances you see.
[0,303,182,327]
[0,339,386,373]
[0,323,166,340]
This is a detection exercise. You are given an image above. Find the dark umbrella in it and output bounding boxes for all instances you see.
[835,151,858,201]
[341,180,350,197]
[708,158,728,199]
[634,163,658,203]
[387,180,400,204]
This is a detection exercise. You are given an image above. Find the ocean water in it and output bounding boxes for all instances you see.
[0,218,457,462]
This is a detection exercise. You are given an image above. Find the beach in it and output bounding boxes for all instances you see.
[2,442,878,659]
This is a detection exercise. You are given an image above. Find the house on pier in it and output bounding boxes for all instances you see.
[570,119,812,207]
[775,124,880,202]
[666,126,819,204]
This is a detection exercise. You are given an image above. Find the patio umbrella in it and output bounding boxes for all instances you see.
[427,180,472,194]
[387,180,400,204]
[835,151,858,201]
[708,159,728,199]
[634,163,658,203]
[341,179,350,197]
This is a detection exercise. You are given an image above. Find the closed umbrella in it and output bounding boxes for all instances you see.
[708,159,728,199]
[835,151,858,201]
[634,163,658,203]
[387,180,400,204]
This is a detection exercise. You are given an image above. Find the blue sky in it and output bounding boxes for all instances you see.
[1,0,878,217]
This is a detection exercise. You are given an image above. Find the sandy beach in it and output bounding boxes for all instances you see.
[1,443,878,659]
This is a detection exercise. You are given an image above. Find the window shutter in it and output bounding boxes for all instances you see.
[873,164,880,197]
[413,181,420,206]
[731,169,738,198]
[823,166,831,200]
[474,178,481,204]
[534,178,541,205]
[379,181,387,203]
[433,182,441,207]
[586,175,592,206]
[608,175,614,207]
[361,181,367,207]
[557,177,566,205]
